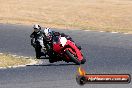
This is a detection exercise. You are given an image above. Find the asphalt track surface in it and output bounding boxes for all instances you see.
[0,23,132,88]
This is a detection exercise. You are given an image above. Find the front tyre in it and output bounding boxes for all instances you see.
[65,50,81,65]
[81,58,86,64]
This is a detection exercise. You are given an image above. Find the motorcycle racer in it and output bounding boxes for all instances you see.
[30,24,47,58]
[43,28,85,64]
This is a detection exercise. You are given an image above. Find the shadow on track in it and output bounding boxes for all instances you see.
[28,56,79,67]
[26,63,77,67]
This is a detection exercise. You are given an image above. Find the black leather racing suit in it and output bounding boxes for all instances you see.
[30,30,45,58]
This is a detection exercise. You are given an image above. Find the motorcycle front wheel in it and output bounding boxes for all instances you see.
[65,50,81,65]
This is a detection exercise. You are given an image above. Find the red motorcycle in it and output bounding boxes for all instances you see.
[50,35,86,65]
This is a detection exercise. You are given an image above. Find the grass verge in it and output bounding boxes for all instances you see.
[0,0,132,33]
[0,53,37,68]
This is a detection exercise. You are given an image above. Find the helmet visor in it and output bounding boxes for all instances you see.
[34,28,39,32]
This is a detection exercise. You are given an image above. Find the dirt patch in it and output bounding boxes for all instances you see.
[0,0,132,33]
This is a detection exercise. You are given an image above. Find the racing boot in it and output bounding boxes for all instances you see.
[75,44,81,50]
[49,58,55,63]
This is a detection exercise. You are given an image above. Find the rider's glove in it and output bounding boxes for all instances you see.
[42,47,47,51]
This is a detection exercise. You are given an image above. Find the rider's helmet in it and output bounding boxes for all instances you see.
[60,33,65,37]
[33,24,41,32]
[44,28,52,41]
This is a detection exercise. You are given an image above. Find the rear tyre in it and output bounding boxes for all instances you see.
[65,50,81,65]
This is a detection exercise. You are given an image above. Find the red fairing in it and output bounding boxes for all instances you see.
[53,43,62,53]
[65,40,83,61]
[52,36,84,63]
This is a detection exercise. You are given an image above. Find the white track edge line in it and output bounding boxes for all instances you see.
[83,30,131,35]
